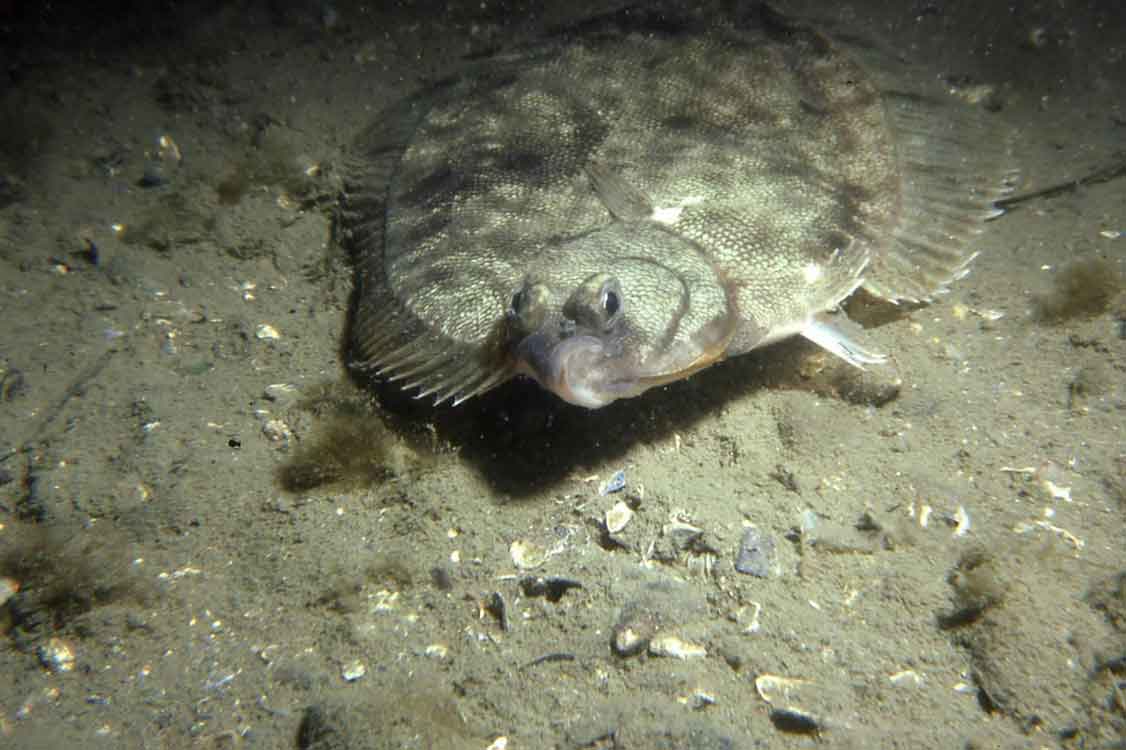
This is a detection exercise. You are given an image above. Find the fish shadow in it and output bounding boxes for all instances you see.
[352,335,897,501]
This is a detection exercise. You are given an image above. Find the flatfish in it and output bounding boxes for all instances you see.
[340,4,1012,407]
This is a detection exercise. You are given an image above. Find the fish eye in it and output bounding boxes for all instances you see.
[602,289,620,317]
[510,282,549,332]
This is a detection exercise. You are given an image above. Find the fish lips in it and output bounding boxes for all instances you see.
[515,329,726,408]
[515,331,642,408]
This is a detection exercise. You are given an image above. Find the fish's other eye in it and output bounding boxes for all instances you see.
[602,289,620,317]
[509,282,549,333]
[564,273,623,333]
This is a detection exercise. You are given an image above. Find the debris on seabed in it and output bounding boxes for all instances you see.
[733,601,763,634]
[261,418,292,444]
[424,644,449,659]
[38,638,76,673]
[755,674,832,734]
[599,469,627,496]
[482,591,509,631]
[888,669,924,687]
[340,660,366,682]
[648,634,707,660]
[509,540,546,570]
[999,461,1074,502]
[604,501,634,534]
[734,525,776,578]
[255,324,281,341]
[952,505,971,537]
[0,576,19,607]
[519,576,582,602]
[263,383,299,404]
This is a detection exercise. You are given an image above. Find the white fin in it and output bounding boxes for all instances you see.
[800,315,887,369]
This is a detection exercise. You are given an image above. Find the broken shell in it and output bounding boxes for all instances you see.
[509,540,546,570]
[754,674,808,705]
[648,634,707,659]
[424,644,450,659]
[611,624,649,657]
[755,673,835,734]
[158,134,182,163]
[888,669,923,687]
[261,418,292,443]
[663,520,704,551]
[263,383,299,404]
[255,324,281,340]
[605,501,634,534]
[952,505,971,537]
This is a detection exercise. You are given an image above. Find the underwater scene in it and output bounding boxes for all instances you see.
[1,1,1124,747]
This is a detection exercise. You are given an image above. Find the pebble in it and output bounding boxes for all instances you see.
[734,525,775,578]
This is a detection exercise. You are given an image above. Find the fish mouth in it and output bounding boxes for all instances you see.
[515,332,725,408]
[515,333,628,408]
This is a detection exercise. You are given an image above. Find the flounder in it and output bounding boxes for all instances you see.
[340,4,1012,408]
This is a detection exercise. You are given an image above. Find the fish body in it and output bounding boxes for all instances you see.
[342,5,1011,407]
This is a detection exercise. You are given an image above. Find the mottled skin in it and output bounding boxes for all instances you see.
[342,5,1007,407]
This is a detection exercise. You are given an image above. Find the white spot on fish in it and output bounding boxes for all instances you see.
[651,195,705,225]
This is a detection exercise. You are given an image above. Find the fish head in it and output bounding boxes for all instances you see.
[508,224,738,408]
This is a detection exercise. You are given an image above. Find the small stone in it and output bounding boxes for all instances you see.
[735,525,775,578]
[340,660,366,682]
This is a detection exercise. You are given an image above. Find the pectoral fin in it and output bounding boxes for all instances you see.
[800,314,887,369]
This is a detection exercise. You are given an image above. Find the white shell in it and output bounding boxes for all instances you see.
[605,501,634,534]
[648,634,706,659]
[509,540,546,570]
